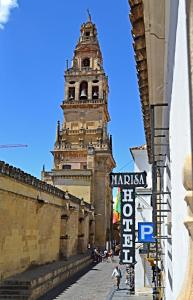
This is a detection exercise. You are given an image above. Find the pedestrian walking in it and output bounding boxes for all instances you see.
[102,249,108,262]
[108,248,114,262]
[94,247,101,262]
[112,265,122,290]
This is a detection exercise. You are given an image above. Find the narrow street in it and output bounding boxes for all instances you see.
[38,257,152,300]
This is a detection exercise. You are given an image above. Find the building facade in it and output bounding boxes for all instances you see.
[130,145,153,290]
[0,161,94,281]
[129,0,193,299]
[42,16,116,248]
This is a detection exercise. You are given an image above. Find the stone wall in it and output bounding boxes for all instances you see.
[0,161,94,281]
[0,176,61,280]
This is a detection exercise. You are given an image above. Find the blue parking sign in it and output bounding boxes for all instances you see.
[138,222,155,242]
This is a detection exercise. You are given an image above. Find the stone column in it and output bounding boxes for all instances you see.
[99,80,103,99]
[59,212,70,259]
[64,83,68,101]
[67,209,79,256]
[75,82,80,101]
[77,210,85,254]
[88,81,92,100]
[94,169,107,248]
[89,216,95,246]
[82,212,90,251]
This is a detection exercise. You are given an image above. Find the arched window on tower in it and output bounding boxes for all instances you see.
[79,81,88,100]
[92,86,99,99]
[84,31,90,40]
[68,87,75,100]
[82,58,90,68]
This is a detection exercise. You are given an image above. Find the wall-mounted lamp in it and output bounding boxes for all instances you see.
[65,191,70,199]
[81,198,85,206]
[137,202,143,212]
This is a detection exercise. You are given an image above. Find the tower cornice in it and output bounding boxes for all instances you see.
[60,101,110,122]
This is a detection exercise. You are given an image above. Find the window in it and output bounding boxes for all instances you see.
[82,58,90,68]
[62,164,71,170]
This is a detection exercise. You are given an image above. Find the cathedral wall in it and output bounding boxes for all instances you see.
[0,175,62,280]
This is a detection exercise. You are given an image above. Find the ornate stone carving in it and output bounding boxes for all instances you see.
[177,155,193,299]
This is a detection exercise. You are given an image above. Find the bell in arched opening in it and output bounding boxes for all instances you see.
[79,81,88,99]
[92,86,99,99]
[80,88,87,97]
[68,87,75,101]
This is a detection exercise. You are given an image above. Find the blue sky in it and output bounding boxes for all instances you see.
[0,0,145,178]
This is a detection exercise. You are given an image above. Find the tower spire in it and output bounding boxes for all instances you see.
[87,9,91,22]
[56,120,60,143]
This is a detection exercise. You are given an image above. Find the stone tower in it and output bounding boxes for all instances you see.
[42,15,116,247]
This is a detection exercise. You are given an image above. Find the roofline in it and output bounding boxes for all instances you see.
[129,0,152,162]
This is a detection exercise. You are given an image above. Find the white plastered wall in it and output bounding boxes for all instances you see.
[131,149,152,289]
[169,0,191,298]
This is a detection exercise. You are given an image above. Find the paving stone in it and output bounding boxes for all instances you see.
[38,257,153,300]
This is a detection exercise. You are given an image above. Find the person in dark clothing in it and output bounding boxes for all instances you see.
[112,265,122,290]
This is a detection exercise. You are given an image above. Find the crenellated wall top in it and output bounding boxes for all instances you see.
[0,160,92,208]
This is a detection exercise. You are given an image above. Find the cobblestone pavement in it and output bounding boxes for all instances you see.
[38,257,152,300]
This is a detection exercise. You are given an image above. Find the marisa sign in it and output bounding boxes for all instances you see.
[110,172,147,188]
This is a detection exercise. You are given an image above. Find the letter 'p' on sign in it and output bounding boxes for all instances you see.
[138,222,155,243]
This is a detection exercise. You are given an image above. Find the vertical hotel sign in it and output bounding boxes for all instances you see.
[110,172,147,264]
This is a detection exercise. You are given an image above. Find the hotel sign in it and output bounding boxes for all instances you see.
[110,172,147,188]
[120,188,136,264]
[110,172,147,265]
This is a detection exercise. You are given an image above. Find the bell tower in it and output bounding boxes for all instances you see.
[42,14,116,248]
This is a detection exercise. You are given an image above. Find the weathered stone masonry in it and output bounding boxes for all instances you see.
[42,16,116,248]
[0,161,94,281]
